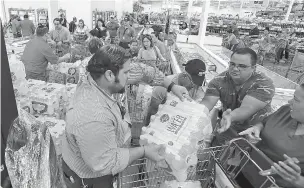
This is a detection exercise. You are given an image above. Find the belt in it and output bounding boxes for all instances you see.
[61,160,114,188]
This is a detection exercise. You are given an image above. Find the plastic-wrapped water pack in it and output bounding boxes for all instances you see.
[140,94,212,181]
[29,83,67,119]
[36,116,66,155]
[9,54,29,97]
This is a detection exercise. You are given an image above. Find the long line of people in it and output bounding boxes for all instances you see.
[13,13,304,188]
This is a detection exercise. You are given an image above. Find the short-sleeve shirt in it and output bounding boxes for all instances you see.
[49,27,71,42]
[257,105,304,187]
[117,26,135,43]
[21,37,58,75]
[205,71,275,131]
[20,19,35,37]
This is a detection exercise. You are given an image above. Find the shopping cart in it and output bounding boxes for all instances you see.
[134,59,172,76]
[117,137,280,188]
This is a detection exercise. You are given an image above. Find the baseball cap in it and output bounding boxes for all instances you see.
[182,59,206,86]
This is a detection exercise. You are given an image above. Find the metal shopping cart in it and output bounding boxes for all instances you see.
[117,137,280,188]
[134,59,172,76]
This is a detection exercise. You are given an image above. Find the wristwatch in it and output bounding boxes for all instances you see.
[167,82,175,92]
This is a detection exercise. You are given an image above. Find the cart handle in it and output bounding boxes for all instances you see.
[228,137,274,166]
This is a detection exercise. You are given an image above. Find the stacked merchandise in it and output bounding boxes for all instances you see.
[9,55,78,157]
[47,60,81,84]
[140,94,212,184]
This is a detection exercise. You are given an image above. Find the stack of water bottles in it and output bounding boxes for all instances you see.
[140,93,213,182]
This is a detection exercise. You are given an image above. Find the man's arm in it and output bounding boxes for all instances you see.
[42,45,69,64]
[200,96,220,112]
[229,95,268,123]
[200,77,221,111]
[231,77,275,123]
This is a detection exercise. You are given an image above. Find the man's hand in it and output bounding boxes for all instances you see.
[218,109,232,133]
[171,85,192,102]
[239,124,263,144]
[262,155,304,187]
[144,144,166,162]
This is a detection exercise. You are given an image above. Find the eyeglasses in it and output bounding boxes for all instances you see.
[229,62,253,70]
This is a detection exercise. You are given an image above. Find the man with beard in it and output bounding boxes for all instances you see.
[200,48,275,145]
[61,45,190,187]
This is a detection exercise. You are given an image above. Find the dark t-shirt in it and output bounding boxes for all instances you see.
[205,71,275,130]
[241,105,304,188]
[89,28,108,39]
[258,105,304,175]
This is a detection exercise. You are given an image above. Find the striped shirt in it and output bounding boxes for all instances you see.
[62,75,130,178]
[62,62,165,178]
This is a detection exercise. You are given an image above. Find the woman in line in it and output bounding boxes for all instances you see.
[74,19,90,44]
[89,18,110,41]
[137,34,166,61]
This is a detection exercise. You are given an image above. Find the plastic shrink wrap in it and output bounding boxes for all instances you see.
[5,109,63,188]
[57,62,80,84]
[159,180,201,188]
[140,94,212,182]
[47,61,81,84]
[127,84,154,123]
[16,97,33,115]
[36,116,66,155]
[29,83,67,119]
[65,83,77,108]
[9,54,29,97]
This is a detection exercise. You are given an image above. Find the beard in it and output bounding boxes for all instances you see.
[114,76,126,94]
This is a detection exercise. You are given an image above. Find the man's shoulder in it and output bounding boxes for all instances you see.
[270,104,291,118]
[74,82,108,108]
[252,71,274,86]
[210,71,228,83]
